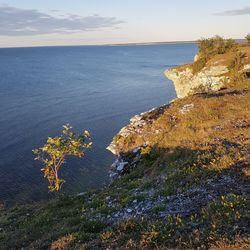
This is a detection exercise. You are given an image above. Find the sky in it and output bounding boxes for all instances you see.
[0,0,250,47]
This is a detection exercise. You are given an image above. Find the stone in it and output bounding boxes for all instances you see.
[132,147,140,153]
[111,159,119,169]
[117,161,128,172]
[194,54,200,62]
[109,172,118,179]
[165,65,229,98]
[179,103,194,114]
[243,64,250,70]
[126,208,133,213]
[77,192,86,197]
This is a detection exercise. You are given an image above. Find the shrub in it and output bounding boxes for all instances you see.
[193,36,236,73]
[246,34,250,45]
[228,50,247,83]
[197,36,236,58]
[33,124,92,192]
[192,57,207,74]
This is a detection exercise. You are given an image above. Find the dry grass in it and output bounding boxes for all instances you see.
[207,45,250,68]
[114,80,250,158]
[210,237,250,250]
[50,234,76,250]
[174,44,250,75]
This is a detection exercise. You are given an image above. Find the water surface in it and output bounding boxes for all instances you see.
[0,44,197,204]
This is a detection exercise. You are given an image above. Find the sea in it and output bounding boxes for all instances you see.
[0,43,197,204]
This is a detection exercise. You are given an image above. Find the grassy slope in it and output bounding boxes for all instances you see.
[0,80,250,249]
[174,44,250,76]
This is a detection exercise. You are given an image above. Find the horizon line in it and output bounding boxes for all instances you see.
[0,38,246,49]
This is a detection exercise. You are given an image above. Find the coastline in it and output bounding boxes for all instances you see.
[1,42,250,249]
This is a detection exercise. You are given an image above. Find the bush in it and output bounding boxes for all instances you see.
[246,34,250,45]
[197,36,236,58]
[33,124,92,192]
[193,36,236,73]
[192,57,207,74]
[228,50,247,83]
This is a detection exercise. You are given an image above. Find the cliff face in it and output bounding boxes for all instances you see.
[165,46,250,98]
[164,65,228,98]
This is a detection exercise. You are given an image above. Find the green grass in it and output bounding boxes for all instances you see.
[0,81,250,249]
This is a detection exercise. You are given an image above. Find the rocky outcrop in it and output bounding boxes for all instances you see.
[107,105,167,178]
[165,64,229,98]
[107,105,167,156]
[108,46,250,179]
[165,45,250,99]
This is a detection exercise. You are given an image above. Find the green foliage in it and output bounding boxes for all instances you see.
[197,36,236,57]
[33,124,92,192]
[79,219,106,233]
[228,50,248,83]
[246,34,250,45]
[193,36,236,73]
[201,194,249,241]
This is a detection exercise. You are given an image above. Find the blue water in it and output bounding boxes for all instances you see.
[0,44,197,204]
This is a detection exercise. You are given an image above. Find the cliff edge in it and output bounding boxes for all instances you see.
[165,44,250,98]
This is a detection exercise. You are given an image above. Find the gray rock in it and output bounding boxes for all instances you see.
[117,161,128,172]
[165,65,230,98]
[179,103,194,114]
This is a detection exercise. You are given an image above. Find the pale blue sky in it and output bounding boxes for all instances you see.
[0,0,250,47]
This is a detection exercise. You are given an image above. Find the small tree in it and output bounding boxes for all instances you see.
[246,34,250,45]
[33,124,92,192]
[197,36,236,58]
[229,50,247,83]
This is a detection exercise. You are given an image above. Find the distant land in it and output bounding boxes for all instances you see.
[107,39,247,46]
[0,39,246,49]
[106,40,196,46]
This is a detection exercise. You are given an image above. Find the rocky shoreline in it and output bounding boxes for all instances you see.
[107,105,168,179]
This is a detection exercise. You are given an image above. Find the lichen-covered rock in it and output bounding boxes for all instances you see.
[165,65,229,98]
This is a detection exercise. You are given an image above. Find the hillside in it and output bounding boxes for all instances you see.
[0,42,250,249]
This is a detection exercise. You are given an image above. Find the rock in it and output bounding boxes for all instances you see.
[109,172,118,179]
[194,54,200,62]
[126,208,133,213]
[106,104,167,157]
[117,161,128,172]
[243,64,250,70]
[77,192,86,197]
[132,147,141,153]
[106,144,118,155]
[179,103,194,114]
[165,65,229,98]
[110,159,119,169]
